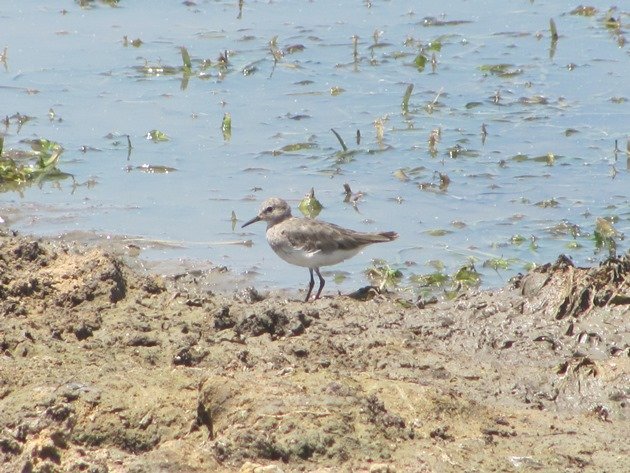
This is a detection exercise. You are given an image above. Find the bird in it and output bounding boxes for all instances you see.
[242,197,398,301]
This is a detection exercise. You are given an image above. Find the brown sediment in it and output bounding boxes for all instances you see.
[0,231,627,472]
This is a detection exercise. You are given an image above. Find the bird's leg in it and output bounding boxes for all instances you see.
[305,268,315,302]
[314,267,325,299]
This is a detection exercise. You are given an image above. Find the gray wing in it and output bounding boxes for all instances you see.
[285,219,396,253]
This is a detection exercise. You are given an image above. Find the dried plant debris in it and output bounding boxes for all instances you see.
[515,253,630,319]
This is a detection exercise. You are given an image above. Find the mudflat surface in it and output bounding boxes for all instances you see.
[0,231,628,473]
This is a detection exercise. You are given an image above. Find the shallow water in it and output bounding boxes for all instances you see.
[1,1,629,295]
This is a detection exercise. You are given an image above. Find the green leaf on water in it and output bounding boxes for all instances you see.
[483,257,516,271]
[414,53,427,72]
[330,86,345,96]
[30,138,62,155]
[479,64,510,73]
[426,229,452,237]
[401,83,414,114]
[180,46,192,70]
[410,271,449,287]
[136,164,177,174]
[393,169,410,182]
[594,217,620,257]
[146,130,170,142]
[427,259,445,271]
[298,188,323,219]
[603,10,621,29]
[0,138,70,188]
[333,273,347,284]
[426,39,442,51]
[38,149,62,169]
[594,217,618,239]
[570,6,597,16]
[524,262,537,271]
[138,63,180,76]
[479,63,522,77]
[222,112,232,141]
[366,262,403,290]
[549,18,559,41]
[453,264,481,286]
[535,198,559,208]
[465,102,483,109]
[532,153,556,165]
[279,142,317,153]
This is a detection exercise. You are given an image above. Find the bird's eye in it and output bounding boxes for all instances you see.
[265,206,273,213]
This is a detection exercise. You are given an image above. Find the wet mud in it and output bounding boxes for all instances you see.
[0,231,628,472]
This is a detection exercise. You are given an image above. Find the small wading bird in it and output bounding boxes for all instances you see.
[242,197,398,301]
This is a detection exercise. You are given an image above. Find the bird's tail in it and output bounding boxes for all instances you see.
[379,231,399,241]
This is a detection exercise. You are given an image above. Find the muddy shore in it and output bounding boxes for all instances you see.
[0,230,628,472]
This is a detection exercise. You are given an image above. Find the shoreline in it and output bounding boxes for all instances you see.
[0,230,627,472]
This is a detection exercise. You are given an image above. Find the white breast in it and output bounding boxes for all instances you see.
[271,243,362,268]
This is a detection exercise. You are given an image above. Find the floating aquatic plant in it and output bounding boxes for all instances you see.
[413,53,427,72]
[483,257,517,271]
[135,164,177,174]
[366,260,404,290]
[535,198,559,208]
[276,142,317,154]
[479,63,523,77]
[222,112,232,141]
[123,36,143,48]
[425,228,452,237]
[570,6,597,16]
[509,234,527,245]
[146,130,169,142]
[76,0,120,8]
[594,217,622,257]
[329,86,345,96]
[409,271,449,288]
[180,46,192,70]
[0,137,71,190]
[410,261,482,300]
[298,188,323,219]
[401,83,414,114]
[453,263,481,287]
[549,18,559,41]
[374,118,385,145]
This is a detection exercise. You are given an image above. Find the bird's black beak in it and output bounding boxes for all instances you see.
[241,215,261,228]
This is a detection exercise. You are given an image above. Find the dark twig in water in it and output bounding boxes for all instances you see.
[331,128,348,152]
[126,135,133,161]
